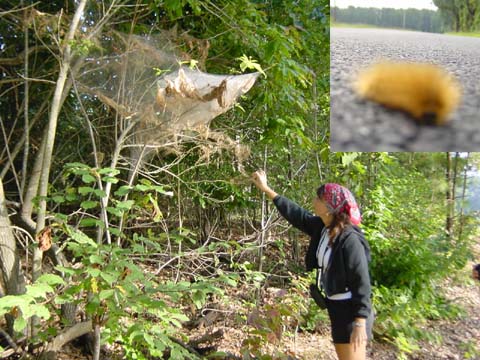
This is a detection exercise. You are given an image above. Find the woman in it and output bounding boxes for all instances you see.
[251,170,373,360]
[473,264,480,281]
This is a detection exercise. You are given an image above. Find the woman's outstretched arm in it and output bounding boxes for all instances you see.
[251,170,278,200]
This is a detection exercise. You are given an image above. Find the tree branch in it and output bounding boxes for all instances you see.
[44,320,93,354]
[0,46,49,66]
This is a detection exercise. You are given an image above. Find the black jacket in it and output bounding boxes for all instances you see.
[273,195,372,319]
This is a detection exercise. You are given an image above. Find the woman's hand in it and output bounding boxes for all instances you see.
[251,170,269,192]
[251,170,278,200]
[350,322,368,352]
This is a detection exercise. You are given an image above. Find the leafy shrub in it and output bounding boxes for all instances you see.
[362,167,475,357]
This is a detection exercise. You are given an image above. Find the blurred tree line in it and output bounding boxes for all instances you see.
[433,0,480,32]
[333,1,480,33]
[331,6,443,32]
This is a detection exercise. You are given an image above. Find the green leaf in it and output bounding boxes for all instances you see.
[89,255,104,264]
[54,213,68,222]
[219,274,238,287]
[99,289,115,300]
[109,227,122,237]
[26,284,52,298]
[54,295,71,305]
[79,218,100,227]
[70,230,98,248]
[102,176,119,184]
[14,317,27,332]
[114,185,132,196]
[81,200,98,209]
[237,54,266,77]
[341,152,359,166]
[100,272,118,285]
[144,333,155,347]
[106,207,123,217]
[192,290,205,309]
[82,174,96,183]
[65,162,90,170]
[134,184,150,191]
[116,200,134,211]
[51,195,65,204]
[30,304,51,320]
[37,274,65,286]
[87,268,101,277]
[154,187,173,197]
[86,296,101,315]
[54,266,77,276]
[0,296,28,313]
[98,167,120,176]
[129,329,145,342]
[65,191,78,202]
[93,189,107,198]
[171,312,189,322]
[78,186,95,195]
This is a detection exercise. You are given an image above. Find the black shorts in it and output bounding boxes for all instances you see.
[325,298,374,344]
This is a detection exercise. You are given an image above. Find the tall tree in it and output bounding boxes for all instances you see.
[434,0,461,31]
[446,152,454,238]
[434,0,480,31]
[0,178,26,336]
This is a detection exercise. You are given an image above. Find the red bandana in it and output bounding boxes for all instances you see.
[322,183,361,225]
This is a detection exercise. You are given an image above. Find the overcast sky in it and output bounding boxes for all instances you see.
[332,0,438,10]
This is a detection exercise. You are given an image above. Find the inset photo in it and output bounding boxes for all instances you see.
[330,0,480,151]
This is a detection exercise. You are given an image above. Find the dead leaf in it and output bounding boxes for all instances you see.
[10,306,20,318]
[36,226,52,252]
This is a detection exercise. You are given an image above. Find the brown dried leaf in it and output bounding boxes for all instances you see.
[36,226,52,252]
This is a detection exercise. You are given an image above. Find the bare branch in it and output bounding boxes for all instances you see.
[45,320,93,353]
[0,45,49,66]
[0,2,39,17]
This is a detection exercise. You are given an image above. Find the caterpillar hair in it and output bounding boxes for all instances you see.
[353,61,461,125]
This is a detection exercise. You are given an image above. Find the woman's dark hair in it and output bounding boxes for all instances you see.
[317,185,352,245]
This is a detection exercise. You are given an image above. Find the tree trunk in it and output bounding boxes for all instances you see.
[256,145,268,305]
[32,0,88,336]
[457,153,470,242]
[452,152,459,233]
[0,179,26,336]
[92,323,101,360]
[312,72,324,183]
[445,152,454,238]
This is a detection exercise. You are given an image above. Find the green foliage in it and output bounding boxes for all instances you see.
[354,153,478,356]
[57,239,212,359]
[1,230,227,358]
[294,274,329,332]
[434,0,480,32]
[240,281,307,359]
[0,274,64,333]
[374,285,462,333]
[459,339,480,359]
[237,55,266,78]
[52,163,174,242]
[68,39,96,56]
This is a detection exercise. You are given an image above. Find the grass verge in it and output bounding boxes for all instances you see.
[330,22,380,28]
[446,31,480,38]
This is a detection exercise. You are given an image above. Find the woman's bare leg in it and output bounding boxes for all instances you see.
[334,342,366,360]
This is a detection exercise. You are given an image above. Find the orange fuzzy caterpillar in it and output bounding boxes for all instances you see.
[354,61,461,125]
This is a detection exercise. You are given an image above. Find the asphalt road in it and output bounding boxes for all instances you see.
[330,28,480,151]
